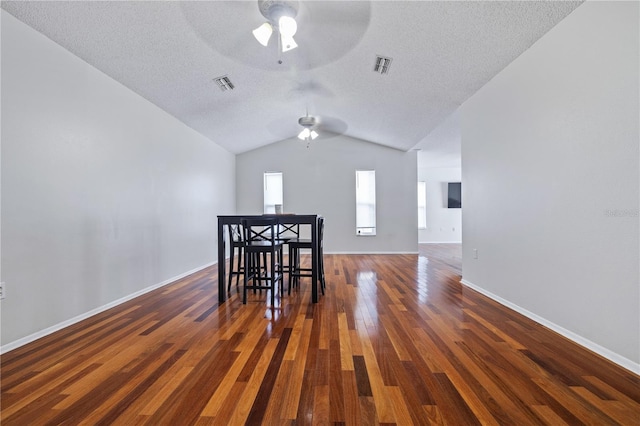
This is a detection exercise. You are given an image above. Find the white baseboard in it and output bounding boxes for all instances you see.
[460,278,640,375]
[1,261,216,355]
[419,241,462,244]
[325,251,419,255]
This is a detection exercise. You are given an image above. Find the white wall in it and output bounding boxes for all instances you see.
[1,11,236,349]
[417,165,462,243]
[461,1,639,370]
[236,135,417,253]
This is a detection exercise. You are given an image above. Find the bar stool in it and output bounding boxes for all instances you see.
[277,222,299,277]
[226,223,244,293]
[242,217,285,305]
[288,217,325,295]
[317,217,326,294]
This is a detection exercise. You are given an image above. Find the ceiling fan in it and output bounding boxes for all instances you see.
[297,114,319,142]
[295,112,349,148]
[253,0,300,53]
[264,112,348,145]
[179,1,371,71]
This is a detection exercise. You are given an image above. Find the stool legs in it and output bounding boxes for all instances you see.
[288,247,297,294]
[228,245,244,293]
[243,249,283,305]
[228,243,235,292]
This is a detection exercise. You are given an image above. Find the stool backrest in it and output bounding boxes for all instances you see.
[227,223,244,244]
[242,218,278,244]
[278,222,299,240]
[318,217,325,249]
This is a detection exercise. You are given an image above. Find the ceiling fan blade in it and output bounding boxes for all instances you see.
[315,116,349,140]
[289,79,334,99]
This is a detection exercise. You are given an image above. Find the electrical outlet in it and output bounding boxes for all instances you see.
[473,249,478,259]
[0,282,5,300]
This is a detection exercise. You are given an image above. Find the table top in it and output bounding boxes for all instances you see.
[218,214,321,224]
[217,214,320,217]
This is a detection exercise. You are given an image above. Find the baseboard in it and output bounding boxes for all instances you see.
[460,278,640,375]
[325,251,419,255]
[0,261,216,355]
[419,241,462,244]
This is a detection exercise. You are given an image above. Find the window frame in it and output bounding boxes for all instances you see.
[263,171,283,214]
[418,181,427,229]
[355,170,377,236]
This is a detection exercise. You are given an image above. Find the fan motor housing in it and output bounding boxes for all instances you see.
[259,0,299,22]
[298,116,316,128]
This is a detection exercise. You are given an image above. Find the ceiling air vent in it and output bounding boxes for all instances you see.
[373,55,392,75]
[213,75,235,91]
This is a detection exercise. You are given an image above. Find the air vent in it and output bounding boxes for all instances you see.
[373,55,392,75]
[213,75,235,91]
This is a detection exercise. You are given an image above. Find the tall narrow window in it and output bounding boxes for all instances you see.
[356,170,376,235]
[263,172,283,214]
[418,181,426,229]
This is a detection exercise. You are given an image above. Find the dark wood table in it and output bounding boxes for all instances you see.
[217,214,321,303]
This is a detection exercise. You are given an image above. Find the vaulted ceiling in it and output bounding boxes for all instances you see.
[2,1,583,154]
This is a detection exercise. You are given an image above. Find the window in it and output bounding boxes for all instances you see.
[418,181,426,229]
[356,170,376,235]
[263,172,283,214]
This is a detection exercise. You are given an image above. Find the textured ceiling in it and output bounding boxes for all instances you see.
[416,111,461,169]
[2,1,583,154]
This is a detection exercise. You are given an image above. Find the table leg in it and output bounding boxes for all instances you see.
[311,219,318,303]
[218,219,226,303]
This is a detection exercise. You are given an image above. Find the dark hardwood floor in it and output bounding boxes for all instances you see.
[2,244,639,425]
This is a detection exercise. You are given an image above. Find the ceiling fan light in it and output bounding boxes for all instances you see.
[253,22,273,46]
[310,130,319,140]
[281,35,297,52]
[298,128,310,140]
[278,16,297,37]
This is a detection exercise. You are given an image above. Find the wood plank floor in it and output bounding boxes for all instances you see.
[2,244,639,425]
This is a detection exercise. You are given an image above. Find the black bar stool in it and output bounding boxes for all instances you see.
[277,222,299,277]
[288,217,325,295]
[318,217,326,294]
[242,217,285,305]
[226,223,244,293]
